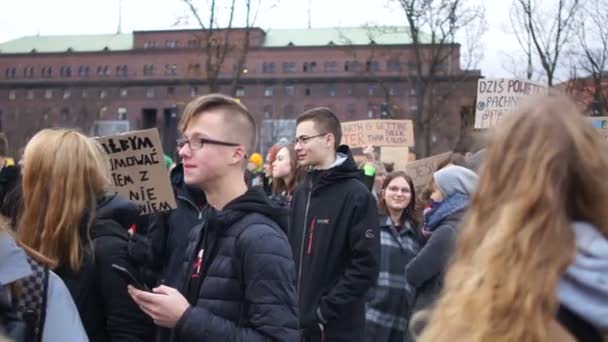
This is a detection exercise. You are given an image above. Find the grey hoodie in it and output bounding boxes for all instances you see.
[0,234,89,342]
[558,222,608,331]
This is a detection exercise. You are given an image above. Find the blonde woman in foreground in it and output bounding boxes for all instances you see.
[418,94,608,342]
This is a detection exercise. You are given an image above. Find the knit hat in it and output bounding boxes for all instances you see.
[249,153,263,169]
[433,165,478,197]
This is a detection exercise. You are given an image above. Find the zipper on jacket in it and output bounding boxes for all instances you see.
[296,177,313,296]
[177,195,205,220]
[306,219,316,255]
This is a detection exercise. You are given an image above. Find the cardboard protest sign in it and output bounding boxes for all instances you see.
[474,78,547,129]
[380,146,410,171]
[98,129,177,215]
[590,117,608,141]
[341,119,414,149]
[405,152,451,194]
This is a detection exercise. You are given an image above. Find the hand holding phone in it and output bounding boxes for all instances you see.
[111,264,149,291]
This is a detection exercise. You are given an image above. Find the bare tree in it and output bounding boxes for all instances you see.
[511,0,581,87]
[183,0,262,95]
[573,0,608,115]
[396,0,486,157]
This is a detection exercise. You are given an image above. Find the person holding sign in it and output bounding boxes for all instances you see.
[289,107,379,342]
[17,129,154,342]
[128,94,299,342]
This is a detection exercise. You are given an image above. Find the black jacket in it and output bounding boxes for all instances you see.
[55,193,155,342]
[147,164,207,278]
[406,210,464,312]
[0,165,20,226]
[161,189,299,342]
[288,146,380,342]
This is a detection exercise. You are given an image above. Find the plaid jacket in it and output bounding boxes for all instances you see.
[365,216,421,342]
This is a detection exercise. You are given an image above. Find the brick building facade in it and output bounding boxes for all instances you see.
[0,27,480,157]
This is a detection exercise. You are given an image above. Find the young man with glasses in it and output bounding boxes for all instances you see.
[290,107,379,342]
[129,94,299,341]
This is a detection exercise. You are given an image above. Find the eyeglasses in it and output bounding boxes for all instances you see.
[293,133,328,145]
[176,136,240,151]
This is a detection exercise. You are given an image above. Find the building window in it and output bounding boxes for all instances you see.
[262,105,273,119]
[410,87,417,96]
[262,62,276,73]
[41,66,53,78]
[389,84,400,96]
[283,62,296,73]
[346,84,354,96]
[368,84,377,96]
[165,64,177,76]
[61,108,71,123]
[99,90,106,99]
[120,89,128,97]
[97,66,110,76]
[45,89,53,99]
[81,89,88,98]
[26,89,34,100]
[78,65,90,77]
[63,89,71,99]
[118,107,128,120]
[23,67,34,78]
[187,39,200,48]
[368,103,375,119]
[167,87,176,95]
[346,103,356,118]
[235,87,245,97]
[143,64,155,76]
[344,61,361,72]
[5,68,16,79]
[304,86,312,96]
[8,90,16,100]
[144,41,156,49]
[387,59,402,72]
[283,104,295,117]
[284,85,295,96]
[264,86,274,97]
[409,104,418,113]
[303,62,317,72]
[366,61,380,72]
[324,61,338,72]
[188,64,201,75]
[146,88,155,98]
[60,66,72,77]
[325,84,336,97]
[116,65,128,77]
[190,86,198,97]
[165,40,178,48]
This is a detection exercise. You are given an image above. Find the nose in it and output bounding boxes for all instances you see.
[294,143,302,152]
[178,143,191,160]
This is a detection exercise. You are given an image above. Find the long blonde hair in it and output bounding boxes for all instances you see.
[419,94,608,342]
[18,129,110,271]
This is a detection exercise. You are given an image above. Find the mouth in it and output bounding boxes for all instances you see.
[183,164,197,169]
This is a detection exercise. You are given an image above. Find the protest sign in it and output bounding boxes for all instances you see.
[341,119,414,149]
[474,78,547,129]
[98,129,177,215]
[380,146,410,171]
[590,116,608,141]
[405,152,451,194]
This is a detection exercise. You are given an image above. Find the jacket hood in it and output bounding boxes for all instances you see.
[0,233,32,285]
[310,145,361,188]
[95,193,139,229]
[433,165,478,197]
[218,188,289,234]
[558,221,608,330]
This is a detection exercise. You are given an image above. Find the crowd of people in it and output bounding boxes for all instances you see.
[0,91,606,342]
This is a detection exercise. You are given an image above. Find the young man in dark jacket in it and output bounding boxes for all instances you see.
[290,107,380,342]
[129,94,299,341]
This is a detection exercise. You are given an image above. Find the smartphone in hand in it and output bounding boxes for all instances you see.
[111,264,150,291]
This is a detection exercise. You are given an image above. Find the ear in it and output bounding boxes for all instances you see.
[231,145,248,166]
[325,133,336,149]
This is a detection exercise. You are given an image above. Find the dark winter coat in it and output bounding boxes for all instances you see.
[288,145,380,342]
[147,164,207,279]
[365,216,420,342]
[406,195,468,313]
[160,189,299,342]
[55,193,154,342]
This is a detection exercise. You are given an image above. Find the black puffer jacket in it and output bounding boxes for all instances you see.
[288,146,380,342]
[147,164,207,278]
[55,193,155,342]
[161,189,299,342]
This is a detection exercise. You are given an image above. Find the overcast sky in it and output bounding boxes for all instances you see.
[0,0,540,80]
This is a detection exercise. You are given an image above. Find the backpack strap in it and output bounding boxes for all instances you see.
[18,256,49,342]
[231,213,283,326]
